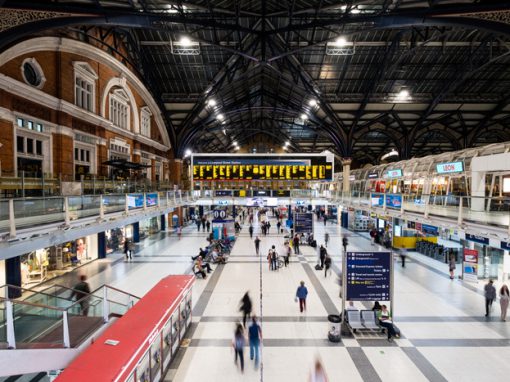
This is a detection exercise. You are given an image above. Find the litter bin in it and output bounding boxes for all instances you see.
[328,314,341,342]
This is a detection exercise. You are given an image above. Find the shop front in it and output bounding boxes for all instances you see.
[19,235,98,287]
[462,234,505,280]
[140,217,161,239]
[106,227,132,254]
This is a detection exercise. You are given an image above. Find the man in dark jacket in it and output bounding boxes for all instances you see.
[485,279,497,317]
[71,275,91,316]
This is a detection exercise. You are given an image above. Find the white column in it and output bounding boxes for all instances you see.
[103,287,110,323]
[8,199,16,237]
[471,170,486,212]
[63,311,70,348]
[341,158,352,194]
[5,300,16,349]
[64,197,70,226]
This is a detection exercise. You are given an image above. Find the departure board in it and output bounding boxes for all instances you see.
[191,155,334,181]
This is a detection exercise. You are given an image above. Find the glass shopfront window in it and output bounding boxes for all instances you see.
[140,217,160,239]
[20,235,97,287]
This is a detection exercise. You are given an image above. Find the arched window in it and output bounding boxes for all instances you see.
[109,89,130,130]
[140,106,152,137]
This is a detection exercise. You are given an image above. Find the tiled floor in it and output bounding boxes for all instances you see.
[39,214,510,381]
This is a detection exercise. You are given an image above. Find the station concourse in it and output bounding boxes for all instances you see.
[1,1,510,381]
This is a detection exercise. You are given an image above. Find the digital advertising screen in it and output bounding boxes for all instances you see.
[191,154,334,181]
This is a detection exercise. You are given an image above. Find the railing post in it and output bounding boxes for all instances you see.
[8,199,16,238]
[99,195,105,219]
[166,191,169,207]
[383,194,387,212]
[180,191,183,204]
[173,191,177,205]
[63,311,71,348]
[424,194,430,218]
[103,287,110,323]
[457,196,463,226]
[400,194,405,215]
[143,193,147,211]
[5,300,16,349]
[64,197,70,226]
[125,194,129,215]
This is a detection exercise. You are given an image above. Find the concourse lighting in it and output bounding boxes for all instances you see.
[185,149,192,157]
[179,36,193,47]
[308,99,318,107]
[335,37,347,47]
[207,99,216,107]
[381,149,399,161]
[397,89,410,100]
[217,113,225,121]
[285,141,290,146]
[300,113,308,120]
[233,140,238,146]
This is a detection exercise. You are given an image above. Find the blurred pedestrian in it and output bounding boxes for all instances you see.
[309,358,328,382]
[239,292,252,327]
[324,232,329,248]
[342,236,348,253]
[296,281,308,313]
[485,279,496,317]
[448,252,456,280]
[399,247,407,268]
[249,315,262,369]
[324,253,332,278]
[70,275,91,316]
[500,284,510,321]
[249,225,254,238]
[254,236,261,255]
[232,323,245,372]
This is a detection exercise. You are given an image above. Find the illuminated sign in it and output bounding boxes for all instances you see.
[386,169,402,178]
[191,154,333,181]
[367,172,378,179]
[436,161,464,174]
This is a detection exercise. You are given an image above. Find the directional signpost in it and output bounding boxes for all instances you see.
[342,251,394,325]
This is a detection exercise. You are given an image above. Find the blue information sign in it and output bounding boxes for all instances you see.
[465,233,489,245]
[385,194,402,209]
[295,213,313,234]
[346,252,391,301]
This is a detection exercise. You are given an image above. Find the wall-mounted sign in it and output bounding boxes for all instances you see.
[386,169,403,178]
[367,172,378,179]
[465,233,489,245]
[385,194,402,209]
[216,200,229,206]
[215,190,232,196]
[192,154,333,181]
[212,209,227,220]
[421,224,438,236]
[436,161,464,174]
[501,241,510,251]
[345,252,391,301]
[295,200,306,206]
[371,193,384,207]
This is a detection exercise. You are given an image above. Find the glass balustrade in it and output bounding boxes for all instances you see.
[0,303,7,348]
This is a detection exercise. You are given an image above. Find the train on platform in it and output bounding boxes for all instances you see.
[55,275,194,382]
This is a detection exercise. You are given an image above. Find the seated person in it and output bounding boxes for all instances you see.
[377,304,397,341]
[210,248,226,264]
[194,260,206,279]
[372,301,382,312]
[192,248,209,261]
[197,256,213,273]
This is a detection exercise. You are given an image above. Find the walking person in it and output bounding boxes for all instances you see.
[342,236,348,254]
[70,275,91,316]
[196,218,201,232]
[177,226,182,240]
[232,323,245,373]
[254,236,261,255]
[249,225,254,239]
[323,215,327,226]
[319,245,326,269]
[239,292,252,327]
[201,217,206,231]
[293,234,300,255]
[248,315,262,369]
[484,279,497,317]
[284,244,291,267]
[309,358,329,382]
[124,239,132,260]
[399,247,407,268]
[206,220,211,232]
[500,284,510,321]
[448,252,456,279]
[324,253,332,278]
[270,245,278,271]
[296,281,308,313]
[324,232,329,248]
[277,220,281,234]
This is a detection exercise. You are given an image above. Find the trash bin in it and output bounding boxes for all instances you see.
[328,314,341,342]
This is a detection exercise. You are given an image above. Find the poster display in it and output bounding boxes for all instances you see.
[463,248,479,282]
[345,252,391,301]
[371,194,384,207]
[127,194,144,209]
[385,194,402,209]
[295,213,313,234]
[146,193,158,207]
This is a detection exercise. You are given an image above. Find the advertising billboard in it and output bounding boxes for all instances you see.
[386,169,403,178]
[463,248,479,282]
[385,194,402,209]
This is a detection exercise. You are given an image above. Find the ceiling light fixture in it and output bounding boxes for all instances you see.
[381,149,399,161]
[308,99,318,107]
[185,149,192,157]
[217,113,224,121]
[335,37,347,47]
[207,99,216,107]
[179,36,192,47]
[397,89,410,100]
[301,113,308,120]
[233,141,238,146]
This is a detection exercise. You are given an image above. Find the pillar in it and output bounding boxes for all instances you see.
[233,204,236,218]
[341,158,352,194]
[97,232,106,259]
[169,158,184,188]
[6,257,21,298]
[133,222,140,243]
[471,170,486,212]
[160,214,166,231]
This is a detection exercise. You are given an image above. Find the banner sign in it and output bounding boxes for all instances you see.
[295,213,313,234]
[463,248,479,282]
[127,194,144,209]
[386,169,403,178]
[385,194,402,209]
[146,193,158,207]
[421,224,438,236]
[191,154,333,181]
[371,193,384,207]
[346,252,391,301]
[465,233,489,245]
[367,172,378,179]
[436,161,464,174]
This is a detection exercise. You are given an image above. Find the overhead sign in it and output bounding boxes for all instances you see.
[295,213,313,234]
[212,209,227,220]
[501,241,510,251]
[386,169,403,178]
[465,233,489,245]
[191,154,333,181]
[367,172,378,179]
[216,200,229,206]
[436,161,464,174]
[345,252,391,301]
[215,190,232,196]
